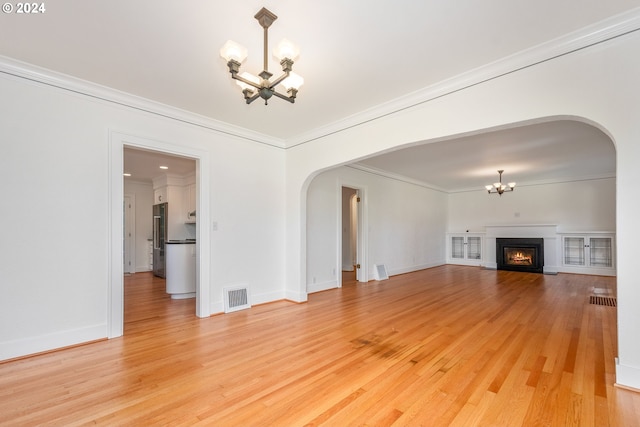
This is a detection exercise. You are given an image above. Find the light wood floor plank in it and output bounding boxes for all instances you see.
[0,266,638,426]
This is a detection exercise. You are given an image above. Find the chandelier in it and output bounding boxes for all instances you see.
[220,7,304,105]
[485,170,516,195]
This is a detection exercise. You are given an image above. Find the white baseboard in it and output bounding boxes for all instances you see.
[308,279,338,294]
[616,359,640,390]
[0,323,106,361]
[386,261,445,278]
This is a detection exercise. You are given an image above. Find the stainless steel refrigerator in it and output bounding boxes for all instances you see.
[153,202,168,278]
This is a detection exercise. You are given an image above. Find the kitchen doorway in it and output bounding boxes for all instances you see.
[109,132,211,339]
[122,147,197,324]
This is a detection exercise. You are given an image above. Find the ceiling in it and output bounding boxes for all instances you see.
[123,148,195,184]
[1,0,632,189]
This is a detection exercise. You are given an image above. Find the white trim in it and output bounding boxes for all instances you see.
[0,324,106,361]
[308,279,338,294]
[287,8,640,147]
[108,131,211,339]
[2,9,639,150]
[0,55,285,149]
[617,359,640,390]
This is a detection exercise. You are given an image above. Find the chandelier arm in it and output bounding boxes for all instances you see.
[245,94,261,104]
[268,70,292,88]
[271,90,295,103]
[231,73,263,91]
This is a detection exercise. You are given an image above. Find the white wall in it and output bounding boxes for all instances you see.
[448,178,616,233]
[307,166,447,292]
[0,70,285,360]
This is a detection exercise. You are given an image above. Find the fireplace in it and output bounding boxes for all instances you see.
[496,238,544,273]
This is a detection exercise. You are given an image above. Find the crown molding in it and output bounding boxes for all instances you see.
[347,164,448,193]
[286,7,640,148]
[0,55,287,149]
[2,7,639,151]
[350,163,615,195]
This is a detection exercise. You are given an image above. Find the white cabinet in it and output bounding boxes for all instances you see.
[447,233,484,266]
[154,187,167,204]
[561,234,615,275]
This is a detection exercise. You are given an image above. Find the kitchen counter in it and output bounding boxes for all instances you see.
[165,241,196,299]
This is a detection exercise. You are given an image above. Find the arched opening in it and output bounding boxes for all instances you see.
[304,117,616,296]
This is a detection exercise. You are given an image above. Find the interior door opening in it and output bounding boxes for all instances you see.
[122,146,198,326]
[341,186,365,284]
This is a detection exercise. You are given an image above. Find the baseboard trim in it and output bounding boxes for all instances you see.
[308,279,338,294]
[616,358,640,391]
[0,323,106,362]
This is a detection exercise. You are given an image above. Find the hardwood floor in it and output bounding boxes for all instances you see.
[1,266,639,426]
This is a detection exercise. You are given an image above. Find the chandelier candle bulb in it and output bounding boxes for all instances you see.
[219,40,248,63]
[281,72,304,91]
[274,38,300,61]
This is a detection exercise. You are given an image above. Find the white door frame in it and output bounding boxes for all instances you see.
[337,181,368,286]
[108,131,211,338]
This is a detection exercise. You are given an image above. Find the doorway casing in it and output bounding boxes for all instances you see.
[108,132,211,338]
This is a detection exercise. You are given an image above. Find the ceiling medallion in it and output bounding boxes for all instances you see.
[485,170,516,195]
[220,7,304,105]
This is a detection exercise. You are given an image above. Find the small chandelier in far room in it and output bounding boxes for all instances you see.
[485,170,516,195]
[220,7,304,105]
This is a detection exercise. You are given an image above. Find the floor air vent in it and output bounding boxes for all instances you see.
[224,286,251,313]
[589,295,617,307]
[373,264,389,281]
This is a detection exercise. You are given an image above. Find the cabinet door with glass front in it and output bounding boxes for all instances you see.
[562,235,614,271]
[448,234,483,264]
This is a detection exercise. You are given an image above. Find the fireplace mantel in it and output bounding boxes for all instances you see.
[485,224,558,238]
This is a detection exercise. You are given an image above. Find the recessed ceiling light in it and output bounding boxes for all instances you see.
[123,173,131,177]
[159,165,169,170]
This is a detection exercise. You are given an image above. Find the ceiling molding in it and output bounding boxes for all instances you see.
[1,7,638,151]
[0,55,287,149]
[351,163,616,195]
[348,164,448,193]
[285,7,640,148]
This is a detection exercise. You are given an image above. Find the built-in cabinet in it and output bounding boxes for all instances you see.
[447,233,484,266]
[561,233,615,275]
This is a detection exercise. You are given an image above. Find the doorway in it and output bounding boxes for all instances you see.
[123,147,197,322]
[339,185,367,285]
[109,132,211,339]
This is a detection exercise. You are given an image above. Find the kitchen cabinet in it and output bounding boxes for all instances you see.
[447,233,483,266]
[154,187,167,204]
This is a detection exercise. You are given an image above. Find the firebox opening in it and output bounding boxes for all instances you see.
[496,237,544,273]
[505,248,535,266]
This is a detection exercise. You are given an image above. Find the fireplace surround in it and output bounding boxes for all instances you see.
[496,238,544,273]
